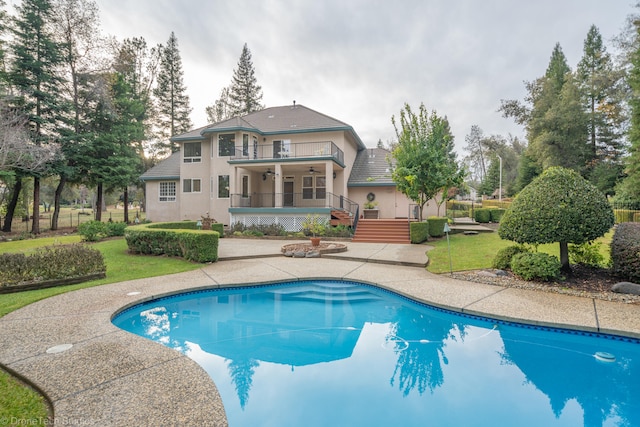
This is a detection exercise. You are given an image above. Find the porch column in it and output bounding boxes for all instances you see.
[274,163,283,207]
[325,162,334,208]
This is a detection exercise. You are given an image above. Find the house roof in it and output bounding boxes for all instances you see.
[171,104,366,150]
[140,151,180,181]
[348,147,396,187]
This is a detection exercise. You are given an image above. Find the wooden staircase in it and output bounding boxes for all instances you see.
[330,209,353,227]
[352,219,410,244]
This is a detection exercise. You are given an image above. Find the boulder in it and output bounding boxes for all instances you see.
[293,251,306,258]
[611,282,640,295]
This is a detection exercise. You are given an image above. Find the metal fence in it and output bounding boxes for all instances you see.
[0,208,144,234]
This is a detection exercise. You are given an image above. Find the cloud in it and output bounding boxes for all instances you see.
[95,0,634,153]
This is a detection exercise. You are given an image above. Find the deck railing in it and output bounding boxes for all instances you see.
[230,192,358,220]
[230,141,344,164]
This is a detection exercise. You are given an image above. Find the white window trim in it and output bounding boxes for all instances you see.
[183,142,202,163]
[182,178,202,193]
[218,133,236,158]
[159,181,176,202]
[218,175,230,199]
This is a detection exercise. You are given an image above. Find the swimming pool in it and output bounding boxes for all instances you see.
[113,280,640,427]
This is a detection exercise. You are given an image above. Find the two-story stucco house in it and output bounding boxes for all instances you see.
[140,104,432,233]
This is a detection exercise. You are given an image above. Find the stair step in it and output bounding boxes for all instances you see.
[353,219,410,244]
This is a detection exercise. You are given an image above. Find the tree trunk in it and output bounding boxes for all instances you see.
[123,187,129,223]
[95,183,103,222]
[51,175,67,231]
[559,241,571,274]
[2,178,22,233]
[32,177,40,234]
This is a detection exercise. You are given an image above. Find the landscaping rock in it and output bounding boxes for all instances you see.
[464,231,479,235]
[477,270,498,278]
[306,251,320,258]
[293,251,306,258]
[611,282,640,295]
[494,269,509,277]
[284,251,293,257]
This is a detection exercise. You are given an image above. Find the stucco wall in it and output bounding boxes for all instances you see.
[348,186,439,219]
[144,181,181,222]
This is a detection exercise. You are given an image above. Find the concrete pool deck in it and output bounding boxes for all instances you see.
[1,239,639,426]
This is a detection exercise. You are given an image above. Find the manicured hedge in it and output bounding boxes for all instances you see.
[611,223,640,282]
[125,222,219,263]
[147,220,224,237]
[0,244,106,287]
[410,221,429,244]
[474,208,492,223]
[490,208,506,223]
[511,252,561,281]
[427,216,448,237]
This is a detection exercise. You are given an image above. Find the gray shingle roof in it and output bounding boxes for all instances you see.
[140,152,180,181]
[348,147,396,187]
[170,104,365,149]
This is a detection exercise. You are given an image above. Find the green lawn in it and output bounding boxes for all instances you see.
[425,229,614,274]
[0,236,201,418]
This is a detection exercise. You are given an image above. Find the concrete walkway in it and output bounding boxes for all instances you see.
[1,238,639,426]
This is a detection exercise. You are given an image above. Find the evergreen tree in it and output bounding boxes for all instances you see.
[114,37,160,167]
[8,0,66,234]
[77,72,143,221]
[577,25,627,194]
[205,85,231,123]
[228,43,263,117]
[49,0,101,230]
[0,0,8,93]
[153,31,192,154]
[616,19,640,203]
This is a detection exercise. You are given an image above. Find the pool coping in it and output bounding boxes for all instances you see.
[1,241,639,426]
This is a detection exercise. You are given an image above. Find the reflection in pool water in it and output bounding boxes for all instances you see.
[113,280,640,427]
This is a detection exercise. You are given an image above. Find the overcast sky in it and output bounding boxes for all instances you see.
[92,0,635,154]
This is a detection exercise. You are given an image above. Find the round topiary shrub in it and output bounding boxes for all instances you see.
[492,244,530,270]
[510,252,561,281]
[499,167,614,272]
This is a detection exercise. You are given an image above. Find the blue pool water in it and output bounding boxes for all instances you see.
[113,280,640,427]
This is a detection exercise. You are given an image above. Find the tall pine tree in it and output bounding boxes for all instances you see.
[616,19,640,203]
[9,0,66,234]
[49,0,102,230]
[577,25,626,195]
[229,43,264,117]
[153,31,191,155]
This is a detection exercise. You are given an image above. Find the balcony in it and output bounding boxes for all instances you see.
[230,141,344,165]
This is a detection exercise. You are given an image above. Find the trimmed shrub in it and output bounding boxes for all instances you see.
[482,200,511,209]
[410,221,429,243]
[511,252,561,281]
[0,244,106,286]
[490,208,506,223]
[568,241,605,268]
[427,216,448,237]
[78,220,108,242]
[106,221,128,237]
[125,223,219,263]
[611,223,640,282]
[492,244,530,270]
[474,208,492,223]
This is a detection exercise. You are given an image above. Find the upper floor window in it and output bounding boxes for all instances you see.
[183,142,201,163]
[159,182,176,202]
[219,134,235,157]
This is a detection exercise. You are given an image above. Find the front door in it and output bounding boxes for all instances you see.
[284,181,294,206]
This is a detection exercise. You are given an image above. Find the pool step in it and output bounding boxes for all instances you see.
[269,284,382,303]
